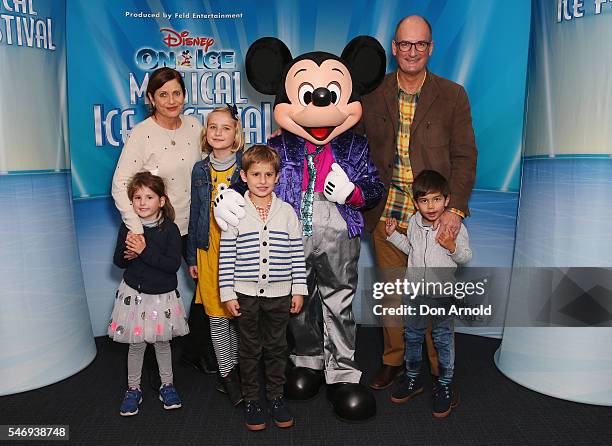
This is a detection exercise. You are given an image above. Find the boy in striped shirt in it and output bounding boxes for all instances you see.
[219,145,307,431]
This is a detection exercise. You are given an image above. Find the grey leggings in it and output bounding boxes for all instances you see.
[127,341,172,389]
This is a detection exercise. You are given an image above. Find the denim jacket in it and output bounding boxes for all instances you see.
[186,151,243,266]
[268,131,384,238]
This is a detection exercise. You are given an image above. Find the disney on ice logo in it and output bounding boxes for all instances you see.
[135,28,235,70]
[160,28,214,51]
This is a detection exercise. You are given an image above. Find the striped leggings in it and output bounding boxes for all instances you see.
[210,316,238,377]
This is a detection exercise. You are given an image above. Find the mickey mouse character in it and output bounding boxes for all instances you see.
[179,50,192,67]
[216,36,385,421]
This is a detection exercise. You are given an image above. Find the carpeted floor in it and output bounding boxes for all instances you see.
[1,328,610,445]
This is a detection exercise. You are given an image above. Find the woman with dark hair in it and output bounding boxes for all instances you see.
[112,67,218,389]
[112,67,201,236]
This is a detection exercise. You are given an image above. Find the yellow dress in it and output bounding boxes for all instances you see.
[195,165,235,318]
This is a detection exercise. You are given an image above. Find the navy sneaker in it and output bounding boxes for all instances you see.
[120,388,142,416]
[244,400,266,431]
[390,374,424,404]
[269,396,294,428]
[432,374,460,409]
[432,381,453,418]
[158,383,182,410]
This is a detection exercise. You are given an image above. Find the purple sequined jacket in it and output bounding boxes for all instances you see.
[268,131,384,238]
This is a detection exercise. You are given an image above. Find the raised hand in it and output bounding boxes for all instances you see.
[385,218,398,237]
[323,163,355,205]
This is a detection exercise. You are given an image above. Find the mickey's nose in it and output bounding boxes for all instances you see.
[312,87,331,107]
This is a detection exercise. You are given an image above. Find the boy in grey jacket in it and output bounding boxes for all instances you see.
[384,170,472,418]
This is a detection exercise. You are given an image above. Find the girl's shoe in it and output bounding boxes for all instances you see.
[120,388,142,416]
[158,383,182,410]
[221,366,243,406]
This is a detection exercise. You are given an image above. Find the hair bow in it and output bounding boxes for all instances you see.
[226,103,239,120]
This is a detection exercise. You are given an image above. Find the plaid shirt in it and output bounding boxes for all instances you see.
[381,74,426,228]
[252,196,272,221]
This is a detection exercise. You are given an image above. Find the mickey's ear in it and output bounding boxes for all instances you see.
[341,36,386,95]
[246,37,293,95]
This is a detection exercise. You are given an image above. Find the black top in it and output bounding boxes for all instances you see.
[113,220,182,294]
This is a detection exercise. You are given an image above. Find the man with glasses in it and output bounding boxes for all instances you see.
[357,15,477,399]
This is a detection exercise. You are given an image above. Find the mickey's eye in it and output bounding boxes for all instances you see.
[298,83,314,106]
[327,82,341,105]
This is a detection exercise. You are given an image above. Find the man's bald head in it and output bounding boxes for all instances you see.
[392,15,434,81]
[394,15,432,41]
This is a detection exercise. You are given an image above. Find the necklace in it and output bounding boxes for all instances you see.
[167,127,177,146]
[155,115,180,146]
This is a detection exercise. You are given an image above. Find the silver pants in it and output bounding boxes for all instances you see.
[289,193,361,384]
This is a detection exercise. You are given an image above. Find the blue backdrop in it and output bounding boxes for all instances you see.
[65,0,531,335]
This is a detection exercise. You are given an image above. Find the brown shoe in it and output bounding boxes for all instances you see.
[369,364,405,390]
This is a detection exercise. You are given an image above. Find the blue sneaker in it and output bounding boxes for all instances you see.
[244,400,266,431]
[158,383,182,410]
[269,396,294,428]
[120,388,142,416]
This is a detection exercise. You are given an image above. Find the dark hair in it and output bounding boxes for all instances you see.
[127,171,175,222]
[394,15,433,41]
[241,144,280,173]
[412,170,449,200]
[146,67,186,117]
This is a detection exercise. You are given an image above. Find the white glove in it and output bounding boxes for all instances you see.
[213,184,246,231]
[323,163,355,205]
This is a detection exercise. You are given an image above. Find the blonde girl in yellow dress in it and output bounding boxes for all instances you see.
[186,105,245,406]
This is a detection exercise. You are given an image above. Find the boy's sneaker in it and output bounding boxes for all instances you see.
[269,396,294,428]
[390,374,424,404]
[244,400,266,431]
[432,381,453,418]
[432,374,460,409]
[158,383,182,410]
[119,388,142,416]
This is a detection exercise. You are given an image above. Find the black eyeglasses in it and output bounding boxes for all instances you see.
[394,40,431,52]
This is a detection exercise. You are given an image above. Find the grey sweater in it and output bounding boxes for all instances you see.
[387,212,472,287]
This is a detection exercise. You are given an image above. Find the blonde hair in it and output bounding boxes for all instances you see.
[200,106,245,154]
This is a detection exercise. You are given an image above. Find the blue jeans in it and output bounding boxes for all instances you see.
[404,295,454,379]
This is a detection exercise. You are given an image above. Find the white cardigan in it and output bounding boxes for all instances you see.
[219,192,309,302]
[111,114,202,235]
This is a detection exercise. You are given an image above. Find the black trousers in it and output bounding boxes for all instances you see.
[236,293,291,401]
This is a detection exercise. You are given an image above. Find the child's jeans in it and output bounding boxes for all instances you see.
[404,295,455,380]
